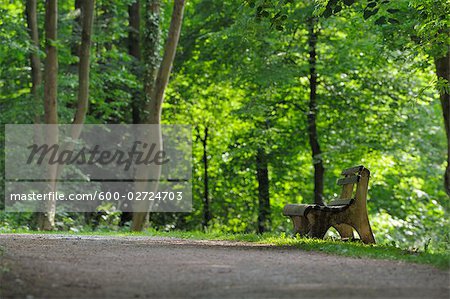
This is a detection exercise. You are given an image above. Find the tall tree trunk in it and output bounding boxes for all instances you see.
[26,0,42,122]
[26,0,43,228]
[72,0,95,128]
[26,0,43,146]
[71,0,82,58]
[121,1,141,226]
[55,0,95,176]
[131,0,161,231]
[256,148,270,233]
[73,0,95,226]
[129,0,141,124]
[435,49,450,196]
[201,127,211,229]
[131,0,185,231]
[38,0,59,230]
[307,17,325,206]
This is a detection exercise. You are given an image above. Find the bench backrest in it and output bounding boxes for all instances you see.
[336,166,370,206]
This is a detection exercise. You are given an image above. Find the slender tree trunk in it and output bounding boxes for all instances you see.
[71,0,82,58]
[72,0,95,226]
[131,0,161,231]
[131,0,185,231]
[201,127,211,229]
[26,0,44,228]
[121,1,141,226]
[307,17,325,206]
[38,0,59,230]
[55,0,95,176]
[148,0,185,121]
[26,0,43,146]
[256,148,270,233]
[26,0,42,120]
[72,0,95,128]
[129,0,141,124]
[435,49,450,196]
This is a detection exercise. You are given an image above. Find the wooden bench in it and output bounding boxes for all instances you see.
[283,165,375,244]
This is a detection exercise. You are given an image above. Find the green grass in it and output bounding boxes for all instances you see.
[2,229,449,269]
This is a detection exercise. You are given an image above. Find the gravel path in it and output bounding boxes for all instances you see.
[0,234,448,299]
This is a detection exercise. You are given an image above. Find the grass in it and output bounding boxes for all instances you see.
[2,229,449,269]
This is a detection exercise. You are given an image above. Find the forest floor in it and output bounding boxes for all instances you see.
[0,234,449,299]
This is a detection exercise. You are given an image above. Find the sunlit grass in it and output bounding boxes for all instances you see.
[2,228,449,269]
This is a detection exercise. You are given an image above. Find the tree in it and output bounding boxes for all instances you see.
[25,0,42,126]
[196,126,211,229]
[435,51,449,196]
[131,0,186,231]
[129,0,142,124]
[37,0,59,230]
[72,0,95,130]
[306,16,325,206]
[256,147,270,233]
[119,0,142,226]
[28,0,96,230]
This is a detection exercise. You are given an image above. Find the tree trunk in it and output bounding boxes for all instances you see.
[129,0,142,124]
[71,0,95,226]
[131,0,161,231]
[26,0,43,147]
[131,0,186,231]
[72,0,95,128]
[435,49,450,196]
[26,0,44,228]
[38,0,59,230]
[55,0,95,179]
[26,0,42,122]
[201,127,211,229]
[307,17,325,206]
[120,1,141,226]
[71,0,82,58]
[256,148,270,233]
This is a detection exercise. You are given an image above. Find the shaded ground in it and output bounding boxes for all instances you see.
[0,234,448,299]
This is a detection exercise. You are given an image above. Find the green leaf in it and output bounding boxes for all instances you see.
[388,18,400,24]
[323,7,333,18]
[374,16,387,25]
[343,0,355,6]
[363,8,379,19]
[328,0,338,6]
[387,8,400,14]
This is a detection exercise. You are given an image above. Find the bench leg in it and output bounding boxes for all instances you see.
[352,216,375,244]
[291,216,310,236]
[307,212,330,239]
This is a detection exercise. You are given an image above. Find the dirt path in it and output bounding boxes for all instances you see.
[0,234,448,299]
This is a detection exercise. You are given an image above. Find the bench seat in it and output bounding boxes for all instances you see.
[283,199,354,216]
